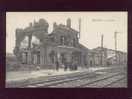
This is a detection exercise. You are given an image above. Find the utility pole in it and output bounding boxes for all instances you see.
[101,34,104,66]
[114,31,121,65]
[78,18,81,39]
[114,31,117,65]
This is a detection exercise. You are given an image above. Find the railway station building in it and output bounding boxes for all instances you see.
[13,18,127,70]
[14,18,89,69]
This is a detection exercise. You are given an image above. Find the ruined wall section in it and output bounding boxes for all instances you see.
[14,19,49,62]
[51,23,79,47]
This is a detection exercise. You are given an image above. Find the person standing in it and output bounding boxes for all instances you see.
[64,58,68,71]
[55,60,59,71]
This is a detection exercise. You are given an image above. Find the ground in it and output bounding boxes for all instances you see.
[6,65,127,88]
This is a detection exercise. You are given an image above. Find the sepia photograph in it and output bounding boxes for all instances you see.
[6,12,127,88]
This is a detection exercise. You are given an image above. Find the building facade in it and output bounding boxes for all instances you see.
[14,18,89,69]
[92,47,127,66]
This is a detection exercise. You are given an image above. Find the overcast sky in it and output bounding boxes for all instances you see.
[6,12,127,53]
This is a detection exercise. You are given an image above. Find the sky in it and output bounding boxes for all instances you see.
[6,12,127,53]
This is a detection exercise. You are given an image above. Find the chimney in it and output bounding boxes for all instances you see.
[66,18,71,28]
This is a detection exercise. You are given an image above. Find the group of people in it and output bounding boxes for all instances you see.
[55,58,78,71]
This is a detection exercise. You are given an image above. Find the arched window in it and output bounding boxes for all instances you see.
[20,36,28,49]
[22,52,28,64]
[31,36,40,48]
[60,36,65,45]
[32,51,40,65]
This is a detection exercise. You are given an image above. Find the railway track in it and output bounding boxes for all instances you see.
[8,70,89,87]
[25,72,97,87]
[46,72,125,88]
[103,76,126,87]
[80,73,125,88]
[24,67,126,88]
[106,78,127,87]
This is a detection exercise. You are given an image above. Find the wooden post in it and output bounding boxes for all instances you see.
[101,34,104,66]
[78,18,81,39]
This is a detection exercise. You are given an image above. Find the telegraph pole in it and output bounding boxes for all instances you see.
[101,34,104,66]
[114,31,117,64]
[101,34,104,49]
[114,31,121,65]
[78,18,81,39]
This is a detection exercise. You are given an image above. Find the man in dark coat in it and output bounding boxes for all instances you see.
[55,60,59,71]
[64,58,68,71]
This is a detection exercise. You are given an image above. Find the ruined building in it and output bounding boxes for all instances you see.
[14,18,89,69]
